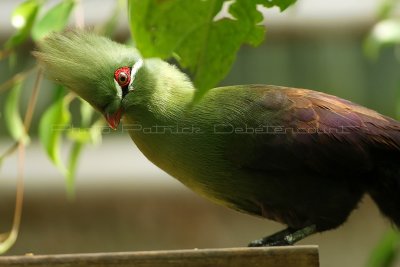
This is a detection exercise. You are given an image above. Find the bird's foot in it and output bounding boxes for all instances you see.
[248,224,317,247]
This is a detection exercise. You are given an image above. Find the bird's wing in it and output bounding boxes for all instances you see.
[226,86,400,175]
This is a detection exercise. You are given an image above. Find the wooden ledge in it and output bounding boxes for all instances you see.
[0,246,319,267]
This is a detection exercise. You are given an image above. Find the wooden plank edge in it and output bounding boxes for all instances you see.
[0,245,319,267]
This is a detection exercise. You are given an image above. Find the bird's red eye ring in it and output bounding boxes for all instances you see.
[114,67,131,87]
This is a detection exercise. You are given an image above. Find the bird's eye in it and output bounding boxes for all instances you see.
[114,67,131,87]
[119,72,128,83]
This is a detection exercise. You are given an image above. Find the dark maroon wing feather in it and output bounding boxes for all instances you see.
[227,86,400,175]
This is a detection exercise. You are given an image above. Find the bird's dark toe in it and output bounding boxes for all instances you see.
[248,238,290,247]
[248,239,265,247]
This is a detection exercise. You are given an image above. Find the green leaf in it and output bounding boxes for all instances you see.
[377,0,397,19]
[80,99,94,127]
[66,129,92,143]
[5,0,40,49]
[65,100,103,197]
[65,122,103,192]
[129,0,296,99]
[32,0,75,41]
[66,100,101,143]
[39,86,71,176]
[4,82,29,144]
[366,229,400,267]
[364,19,400,59]
[66,141,83,199]
[258,0,297,11]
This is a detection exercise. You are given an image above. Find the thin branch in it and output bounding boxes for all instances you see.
[0,49,12,61]
[0,68,43,253]
[23,68,43,131]
[14,142,25,242]
[0,142,19,164]
[0,67,36,94]
[0,143,25,253]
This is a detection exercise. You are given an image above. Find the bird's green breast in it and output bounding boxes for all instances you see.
[122,85,277,211]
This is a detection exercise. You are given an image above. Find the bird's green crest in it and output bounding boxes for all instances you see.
[34,30,141,113]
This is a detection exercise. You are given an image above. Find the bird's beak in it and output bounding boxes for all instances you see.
[105,108,123,130]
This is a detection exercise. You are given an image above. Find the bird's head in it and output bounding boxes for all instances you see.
[34,30,144,129]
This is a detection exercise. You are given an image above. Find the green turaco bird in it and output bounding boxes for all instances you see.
[34,30,400,246]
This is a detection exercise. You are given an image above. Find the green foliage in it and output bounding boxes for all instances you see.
[366,229,400,267]
[66,142,83,197]
[38,88,103,196]
[2,0,88,195]
[5,0,40,49]
[364,0,400,59]
[65,101,103,197]
[38,87,71,177]
[128,0,296,99]
[364,19,400,59]
[5,0,76,50]
[32,0,76,41]
[377,0,398,19]
[4,82,29,144]
[261,0,296,10]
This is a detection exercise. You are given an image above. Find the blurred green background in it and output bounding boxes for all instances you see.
[1,0,400,267]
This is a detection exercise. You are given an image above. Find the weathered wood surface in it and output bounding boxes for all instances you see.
[0,246,319,267]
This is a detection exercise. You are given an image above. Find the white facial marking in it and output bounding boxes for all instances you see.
[128,58,144,91]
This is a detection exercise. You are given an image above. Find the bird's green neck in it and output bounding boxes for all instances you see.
[123,58,194,120]
[121,59,196,169]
